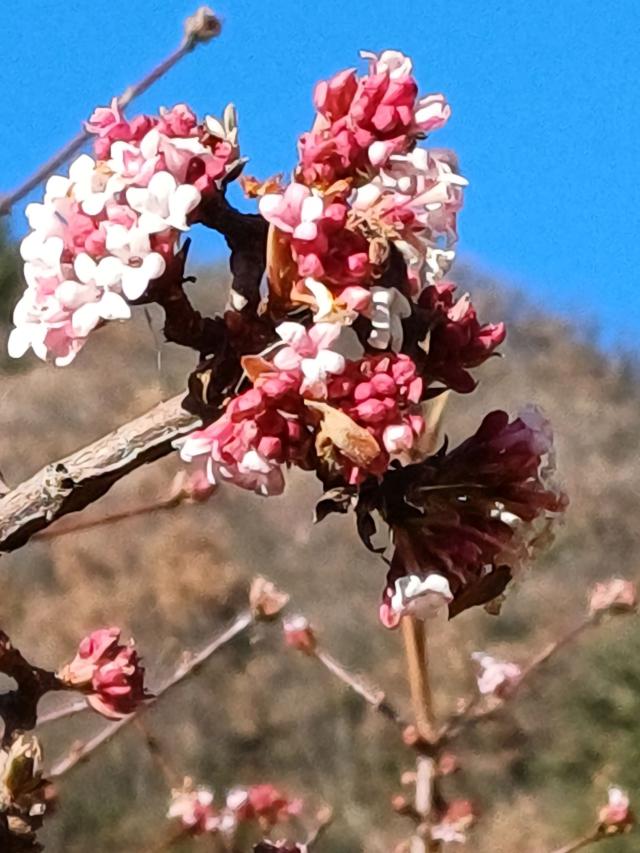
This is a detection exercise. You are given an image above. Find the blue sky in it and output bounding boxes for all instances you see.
[1,0,638,347]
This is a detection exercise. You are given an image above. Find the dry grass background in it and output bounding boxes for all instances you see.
[0,262,638,852]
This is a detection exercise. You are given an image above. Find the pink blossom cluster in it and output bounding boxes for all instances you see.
[58,627,147,719]
[9,100,241,365]
[179,322,426,492]
[324,352,425,482]
[380,408,567,627]
[259,50,467,340]
[298,50,450,186]
[167,779,301,838]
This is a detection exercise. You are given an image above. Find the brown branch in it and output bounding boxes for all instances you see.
[0,393,200,554]
[0,6,222,218]
[49,610,253,777]
[0,631,65,744]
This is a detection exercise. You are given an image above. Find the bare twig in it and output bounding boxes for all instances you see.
[439,613,599,743]
[0,393,200,553]
[305,806,334,849]
[134,717,177,787]
[34,495,184,541]
[49,610,253,777]
[314,648,406,729]
[549,829,607,853]
[0,7,222,217]
[36,698,88,726]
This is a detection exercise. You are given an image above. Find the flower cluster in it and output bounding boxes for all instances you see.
[260,50,468,341]
[167,778,302,841]
[58,627,147,719]
[179,322,427,491]
[417,281,506,393]
[9,100,241,365]
[10,49,566,636]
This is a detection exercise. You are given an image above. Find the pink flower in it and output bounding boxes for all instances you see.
[158,103,198,137]
[228,783,302,827]
[260,184,324,239]
[85,97,127,139]
[59,627,147,719]
[471,652,522,698]
[178,372,312,497]
[296,51,450,187]
[598,787,634,834]
[313,68,358,122]
[324,353,425,482]
[589,578,637,615]
[417,282,506,392]
[273,321,345,397]
[431,800,475,845]
[167,780,219,834]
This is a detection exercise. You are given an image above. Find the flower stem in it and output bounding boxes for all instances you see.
[401,615,436,742]
[549,830,602,853]
[402,616,440,852]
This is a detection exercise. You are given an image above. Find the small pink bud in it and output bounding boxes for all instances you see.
[283,615,317,655]
[59,628,147,719]
[250,577,290,621]
[598,787,634,834]
[589,579,637,616]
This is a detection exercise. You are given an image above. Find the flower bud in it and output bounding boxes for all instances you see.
[59,628,147,719]
[250,577,290,622]
[283,616,317,655]
[0,735,43,806]
[589,579,637,616]
[598,786,634,834]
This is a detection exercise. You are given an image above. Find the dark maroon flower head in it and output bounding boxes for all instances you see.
[376,408,567,626]
[418,282,506,393]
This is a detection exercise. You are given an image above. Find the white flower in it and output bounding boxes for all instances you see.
[471,652,522,697]
[20,232,63,269]
[69,153,111,216]
[105,224,166,300]
[390,573,453,620]
[360,49,413,78]
[205,103,239,147]
[301,350,345,394]
[70,253,131,335]
[367,286,411,351]
[303,278,336,322]
[126,171,201,233]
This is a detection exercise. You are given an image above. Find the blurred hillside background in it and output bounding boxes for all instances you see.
[1,1,639,850]
[0,228,638,851]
